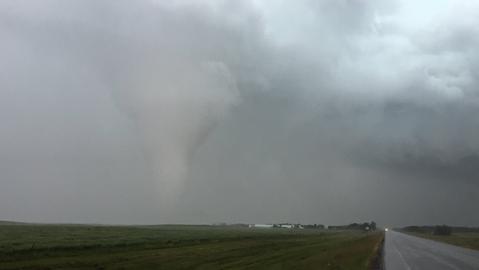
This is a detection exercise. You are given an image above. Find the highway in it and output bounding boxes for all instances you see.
[385,230,479,270]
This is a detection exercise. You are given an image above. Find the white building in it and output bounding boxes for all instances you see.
[250,224,274,228]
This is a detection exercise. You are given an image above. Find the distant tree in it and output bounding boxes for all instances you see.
[347,223,361,230]
[433,225,452,236]
[361,222,370,231]
[370,221,377,231]
[304,224,325,229]
[403,226,430,233]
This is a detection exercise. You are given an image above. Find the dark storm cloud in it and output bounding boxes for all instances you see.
[1,0,478,226]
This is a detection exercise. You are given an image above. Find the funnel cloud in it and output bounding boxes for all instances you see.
[1,0,479,226]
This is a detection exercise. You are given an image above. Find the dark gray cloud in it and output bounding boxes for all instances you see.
[0,0,478,226]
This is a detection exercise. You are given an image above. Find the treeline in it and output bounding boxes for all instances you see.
[214,222,378,231]
[303,224,325,229]
[328,221,377,231]
[402,225,479,235]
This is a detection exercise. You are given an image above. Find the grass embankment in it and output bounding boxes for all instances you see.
[406,231,479,251]
[0,224,383,270]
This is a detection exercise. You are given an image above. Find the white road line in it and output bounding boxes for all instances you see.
[394,244,412,270]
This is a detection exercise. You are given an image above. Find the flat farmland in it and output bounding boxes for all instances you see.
[0,224,383,270]
[406,231,479,251]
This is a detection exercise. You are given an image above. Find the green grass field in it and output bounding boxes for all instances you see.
[0,224,383,270]
[407,232,479,251]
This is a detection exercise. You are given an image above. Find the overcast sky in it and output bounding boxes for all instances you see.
[1,0,479,227]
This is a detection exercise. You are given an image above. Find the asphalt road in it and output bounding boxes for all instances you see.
[385,230,479,270]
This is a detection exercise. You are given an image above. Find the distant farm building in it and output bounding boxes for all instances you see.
[249,224,274,228]
[248,223,305,229]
